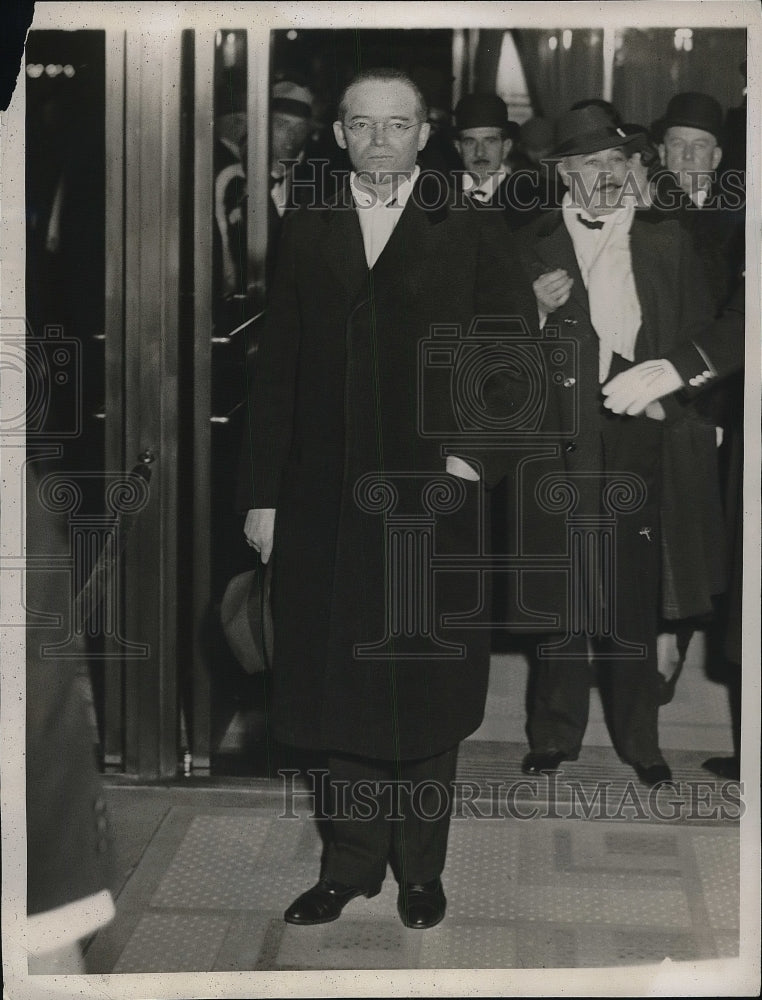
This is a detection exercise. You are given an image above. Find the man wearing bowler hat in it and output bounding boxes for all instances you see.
[657,91,724,207]
[497,105,722,786]
[453,93,535,229]
[653,91,744,314]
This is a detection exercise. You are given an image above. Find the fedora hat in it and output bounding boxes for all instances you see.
[655,91,724,142]
[454,93,520,141]
[551,105,645,158]
[220,562,274,674]
[272,80,314,120]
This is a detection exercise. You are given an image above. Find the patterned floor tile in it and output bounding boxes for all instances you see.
[112,912,230,973]
[692,831,740,930]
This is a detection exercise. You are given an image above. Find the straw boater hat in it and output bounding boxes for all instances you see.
[550,105,646,158]
[220,564,274,674]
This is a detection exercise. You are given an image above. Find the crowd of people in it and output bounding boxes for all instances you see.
[238,68,745,930]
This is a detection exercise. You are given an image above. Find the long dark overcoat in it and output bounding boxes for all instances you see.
[491,209,726,634]
[238,174,528,760]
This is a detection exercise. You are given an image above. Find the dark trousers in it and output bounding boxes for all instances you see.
[526,406,664,766]
[321,745,459,889]
[526,634,663,765]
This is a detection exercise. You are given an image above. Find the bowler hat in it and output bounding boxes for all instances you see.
[220,562,274,674]
[656,92,724,142]
[454,93,519,140]
[551,105,645,158]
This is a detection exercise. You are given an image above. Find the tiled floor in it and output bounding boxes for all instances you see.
[84,742,747,978]
[74,640,755,991]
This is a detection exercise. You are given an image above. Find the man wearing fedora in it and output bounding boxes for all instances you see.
[265,78,316,285]
[238,67,528,930]
[499,104,722,787]
[453,93,537,229]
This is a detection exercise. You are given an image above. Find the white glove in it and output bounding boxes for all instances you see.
[244,508,276,563]
[601,359,683,416]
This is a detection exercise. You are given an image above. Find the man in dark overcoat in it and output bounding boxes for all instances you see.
[496,106,721,787]
[238,68,526,929]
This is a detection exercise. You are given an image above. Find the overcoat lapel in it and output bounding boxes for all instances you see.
[629,217,671,358]
[321,190,368,301]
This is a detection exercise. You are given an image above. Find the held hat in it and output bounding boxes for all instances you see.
[550,105,646,158]
[454,93,520,141]
[220,562,274,674]
[272,80,314,120]
[655,91,724,143]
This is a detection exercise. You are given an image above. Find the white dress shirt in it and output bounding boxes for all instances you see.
[350,165,420,268]
[469,170,507,203]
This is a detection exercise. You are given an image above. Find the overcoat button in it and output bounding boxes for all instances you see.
[563,377,576,388]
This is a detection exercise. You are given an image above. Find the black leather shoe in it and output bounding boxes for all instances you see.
[284,877,381,925]
[702,756,740,780]
[397,878,446,929]
[633,762,673,787]
[521,750,576,775]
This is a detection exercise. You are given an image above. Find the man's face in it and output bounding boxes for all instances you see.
[271,111,310,174]
[456,127,511,185]
[558,146,628,216]
[333,79,430,187]
[659,125,722,197]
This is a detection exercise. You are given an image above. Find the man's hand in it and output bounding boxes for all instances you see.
[244,508,276,563]
[533,269,573,314]
[602,359,683,416]
[446,456,480,481]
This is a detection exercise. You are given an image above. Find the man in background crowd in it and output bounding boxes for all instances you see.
[453,93,528,228]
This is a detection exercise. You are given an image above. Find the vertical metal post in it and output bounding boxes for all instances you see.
[191,28,215,772]
[121,29,181,778]
[103,28,126,769]
[246,27,271,306]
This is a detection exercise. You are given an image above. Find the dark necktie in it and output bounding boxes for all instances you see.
[576,213,604,230]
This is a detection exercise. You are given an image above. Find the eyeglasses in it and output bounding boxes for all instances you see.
[343,120,422,136]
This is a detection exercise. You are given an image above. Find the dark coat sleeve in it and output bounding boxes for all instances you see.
[669,281,745,395]
[236,211,302,511]
[26,466,115,916]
